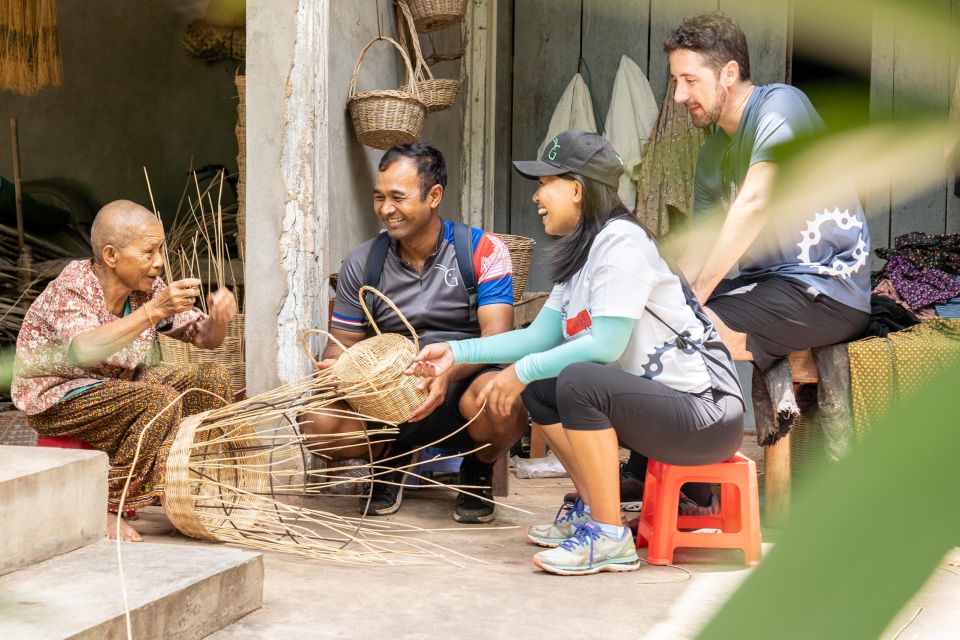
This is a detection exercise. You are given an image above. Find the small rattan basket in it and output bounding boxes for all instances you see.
[348,37,427,150]
[498,234,536,302]
[397,0,460,113]
[311,286,427,424]
[406,0,467,32]
[159,313,245,394]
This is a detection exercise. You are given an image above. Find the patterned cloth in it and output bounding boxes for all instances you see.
[28,363,232,511]
[875,232,960,279]
[884,256,960,310]
[848,319,960,437]
[12,259,205,415]
[872,278,936,320]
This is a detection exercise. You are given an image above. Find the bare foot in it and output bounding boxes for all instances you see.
[107,512,143,542]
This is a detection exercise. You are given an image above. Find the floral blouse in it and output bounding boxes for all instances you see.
[12,259,205,415]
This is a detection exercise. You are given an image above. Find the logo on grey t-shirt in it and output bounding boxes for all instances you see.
[796,207,868,280]
[434,264,459,287]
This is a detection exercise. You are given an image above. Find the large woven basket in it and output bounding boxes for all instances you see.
[397,0,460,113]
[407,0,467,32]
[159,313,245,394]
[323,286,427,424]
[498,234,536,302]
[348,37,427,150]
[161,413,274,540]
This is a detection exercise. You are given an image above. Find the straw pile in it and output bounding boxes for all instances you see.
[0,0,62,95]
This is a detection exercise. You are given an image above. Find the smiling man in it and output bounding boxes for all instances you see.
[12,200,237,541]
[300,143,526,523]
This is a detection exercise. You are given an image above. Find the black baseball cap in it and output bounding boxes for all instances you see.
[513,129,624,189]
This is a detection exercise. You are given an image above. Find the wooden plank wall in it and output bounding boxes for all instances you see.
[868,0,960,253]
[509,0,788,291]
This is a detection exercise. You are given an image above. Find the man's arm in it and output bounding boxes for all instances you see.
[320,327,367,362]
[687,161,776,304]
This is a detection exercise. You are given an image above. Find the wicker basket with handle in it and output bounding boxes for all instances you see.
[498,234,536,302]
[308,286,427,424]
[348,36,427,150]
[406,0,467,32]
[397,0,459,113]
[158,312,245,394]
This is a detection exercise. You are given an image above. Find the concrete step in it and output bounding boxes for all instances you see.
[0,445,107,576]
[1,539,263,639]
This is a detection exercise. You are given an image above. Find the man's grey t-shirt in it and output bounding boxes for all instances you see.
[331,219,515,346]
[694,83,871,312]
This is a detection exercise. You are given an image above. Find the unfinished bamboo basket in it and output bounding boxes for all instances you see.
[347,37,426,150]
[162,413,274,540]
[498,234,536,302]
[327,286,427,424]
[159,313,245,394]
[397,0,459,113]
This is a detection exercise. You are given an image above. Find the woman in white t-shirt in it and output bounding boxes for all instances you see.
[407,129,744,576]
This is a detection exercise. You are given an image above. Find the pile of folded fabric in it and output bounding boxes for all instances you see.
[872,232,960,320]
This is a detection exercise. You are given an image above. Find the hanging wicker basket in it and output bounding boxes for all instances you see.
[397,0,459,113]
[347,36,427,150]
[498,234,536,302]
[159,313,245,394]
[313,286,427,424]
[406,0,467,33]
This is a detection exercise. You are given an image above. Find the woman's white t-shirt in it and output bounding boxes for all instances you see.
[544,218,713,394]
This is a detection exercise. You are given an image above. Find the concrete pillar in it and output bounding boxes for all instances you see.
[246,0,329,393]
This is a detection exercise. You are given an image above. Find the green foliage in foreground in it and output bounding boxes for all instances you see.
[698,359,960,639]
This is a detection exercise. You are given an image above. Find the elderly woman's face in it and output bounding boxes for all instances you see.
[110,221,166,292]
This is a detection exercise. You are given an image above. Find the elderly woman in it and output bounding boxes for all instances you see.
[12,200,237,542]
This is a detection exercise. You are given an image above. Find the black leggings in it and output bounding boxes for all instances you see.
[522,361,744,469]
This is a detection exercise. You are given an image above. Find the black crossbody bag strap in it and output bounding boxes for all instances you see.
[362,231,392,311]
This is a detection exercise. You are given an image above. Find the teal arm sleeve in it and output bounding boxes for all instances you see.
[513,315,634,384]
[450,307,564,365]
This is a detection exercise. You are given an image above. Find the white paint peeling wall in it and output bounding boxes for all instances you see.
[276,0,329,384]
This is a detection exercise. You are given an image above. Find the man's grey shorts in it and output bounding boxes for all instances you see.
[706,276,869,371]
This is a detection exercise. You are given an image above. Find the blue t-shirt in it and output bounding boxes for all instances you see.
[694,83,871,312]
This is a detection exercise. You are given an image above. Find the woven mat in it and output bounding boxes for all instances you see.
[0,404,36,447]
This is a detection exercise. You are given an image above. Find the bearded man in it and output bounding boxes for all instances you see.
[636,12,871,513]
[12,200,237,541]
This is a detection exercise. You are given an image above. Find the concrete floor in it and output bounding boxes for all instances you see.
[132,455,960,639]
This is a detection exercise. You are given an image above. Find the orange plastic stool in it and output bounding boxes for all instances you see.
[36,435,94,450]
[635,451,762,566]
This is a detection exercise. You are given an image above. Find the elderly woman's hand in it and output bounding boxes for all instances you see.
[151,278,202,317]
[207,289,238,326]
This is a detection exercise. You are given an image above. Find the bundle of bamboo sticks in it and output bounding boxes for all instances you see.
[0,0,62,95]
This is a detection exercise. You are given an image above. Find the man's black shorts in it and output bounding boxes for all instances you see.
[369,365,502,450]
[706,276,869,371]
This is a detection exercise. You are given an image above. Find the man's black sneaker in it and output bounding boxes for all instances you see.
[358,448,412,516]
[453,454,496,523]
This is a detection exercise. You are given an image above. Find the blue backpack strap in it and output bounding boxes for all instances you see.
[453,221,478,323]
[362,231,392,312]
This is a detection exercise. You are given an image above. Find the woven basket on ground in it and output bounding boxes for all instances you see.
[348,37,426,150]
[406,0,467,32]
[397,0,459,113]
[159,313,245,394]
[161,413,273,540]
[498,234,536,302]
[324,286,427,424]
